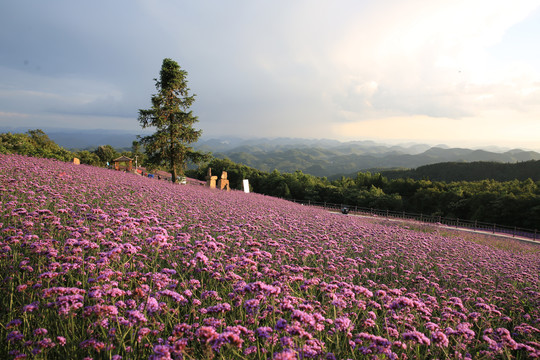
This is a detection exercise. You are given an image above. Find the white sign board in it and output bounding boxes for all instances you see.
[243,179,250,193]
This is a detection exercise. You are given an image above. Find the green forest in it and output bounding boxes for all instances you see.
[380,161,540,182]
[2,129,539,231]
[0,129,142,167]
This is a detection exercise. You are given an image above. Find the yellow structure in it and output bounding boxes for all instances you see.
[206,168,218,189]
[218,171,230,191]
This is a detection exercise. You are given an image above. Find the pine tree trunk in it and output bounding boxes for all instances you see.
[170,149,177,183]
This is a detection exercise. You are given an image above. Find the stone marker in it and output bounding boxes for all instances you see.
[205,168,218,189]
[73,158,80,165]
[218,171,230,191]
[243,179,250,193]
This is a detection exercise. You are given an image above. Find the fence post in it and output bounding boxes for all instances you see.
[513,227,516,238]
[420,213,423,222]
[535,229,537,241]
[493,224,496,234]
[456,218,459,228]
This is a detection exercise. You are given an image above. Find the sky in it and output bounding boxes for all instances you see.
[1,0,540,150]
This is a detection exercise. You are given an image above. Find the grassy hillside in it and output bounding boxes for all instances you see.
[1,154,539,359]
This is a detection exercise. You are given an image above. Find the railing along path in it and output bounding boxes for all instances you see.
[287,199,539,242]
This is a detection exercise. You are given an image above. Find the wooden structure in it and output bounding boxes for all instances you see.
[113,156,133,171]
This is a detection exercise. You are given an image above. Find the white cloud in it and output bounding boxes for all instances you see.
[326,0,540,150]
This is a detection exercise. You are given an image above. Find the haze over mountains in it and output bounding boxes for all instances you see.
[2,127,539,177]
[195,137,540,177]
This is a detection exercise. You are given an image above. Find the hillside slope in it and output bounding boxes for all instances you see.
[1,154,539,359]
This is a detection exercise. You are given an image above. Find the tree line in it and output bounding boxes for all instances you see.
[0,129,144,168]
[381,160,540,182]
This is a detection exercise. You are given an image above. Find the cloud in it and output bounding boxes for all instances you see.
[1,0,539,148]
[0,65,135,119]
[325,1,537,107]
[0,111,29,119]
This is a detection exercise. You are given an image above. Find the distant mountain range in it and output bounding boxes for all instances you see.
[0,127,148,150]
[195,137,540,177]
[48,129,146,150]
[2,127,539,177]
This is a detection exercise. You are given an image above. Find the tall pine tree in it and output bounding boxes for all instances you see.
[138,58,209,183]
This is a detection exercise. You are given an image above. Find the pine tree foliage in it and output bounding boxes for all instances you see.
[138,58,209,182]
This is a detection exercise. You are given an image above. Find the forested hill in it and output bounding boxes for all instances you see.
[381,160,540,182]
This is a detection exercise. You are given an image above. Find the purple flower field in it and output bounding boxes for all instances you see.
[1,154,539,359]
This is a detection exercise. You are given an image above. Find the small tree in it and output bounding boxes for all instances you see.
[0,129,72,161]
[75,150,100,166]
[138,58,209,183]
[93,145,118,166]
